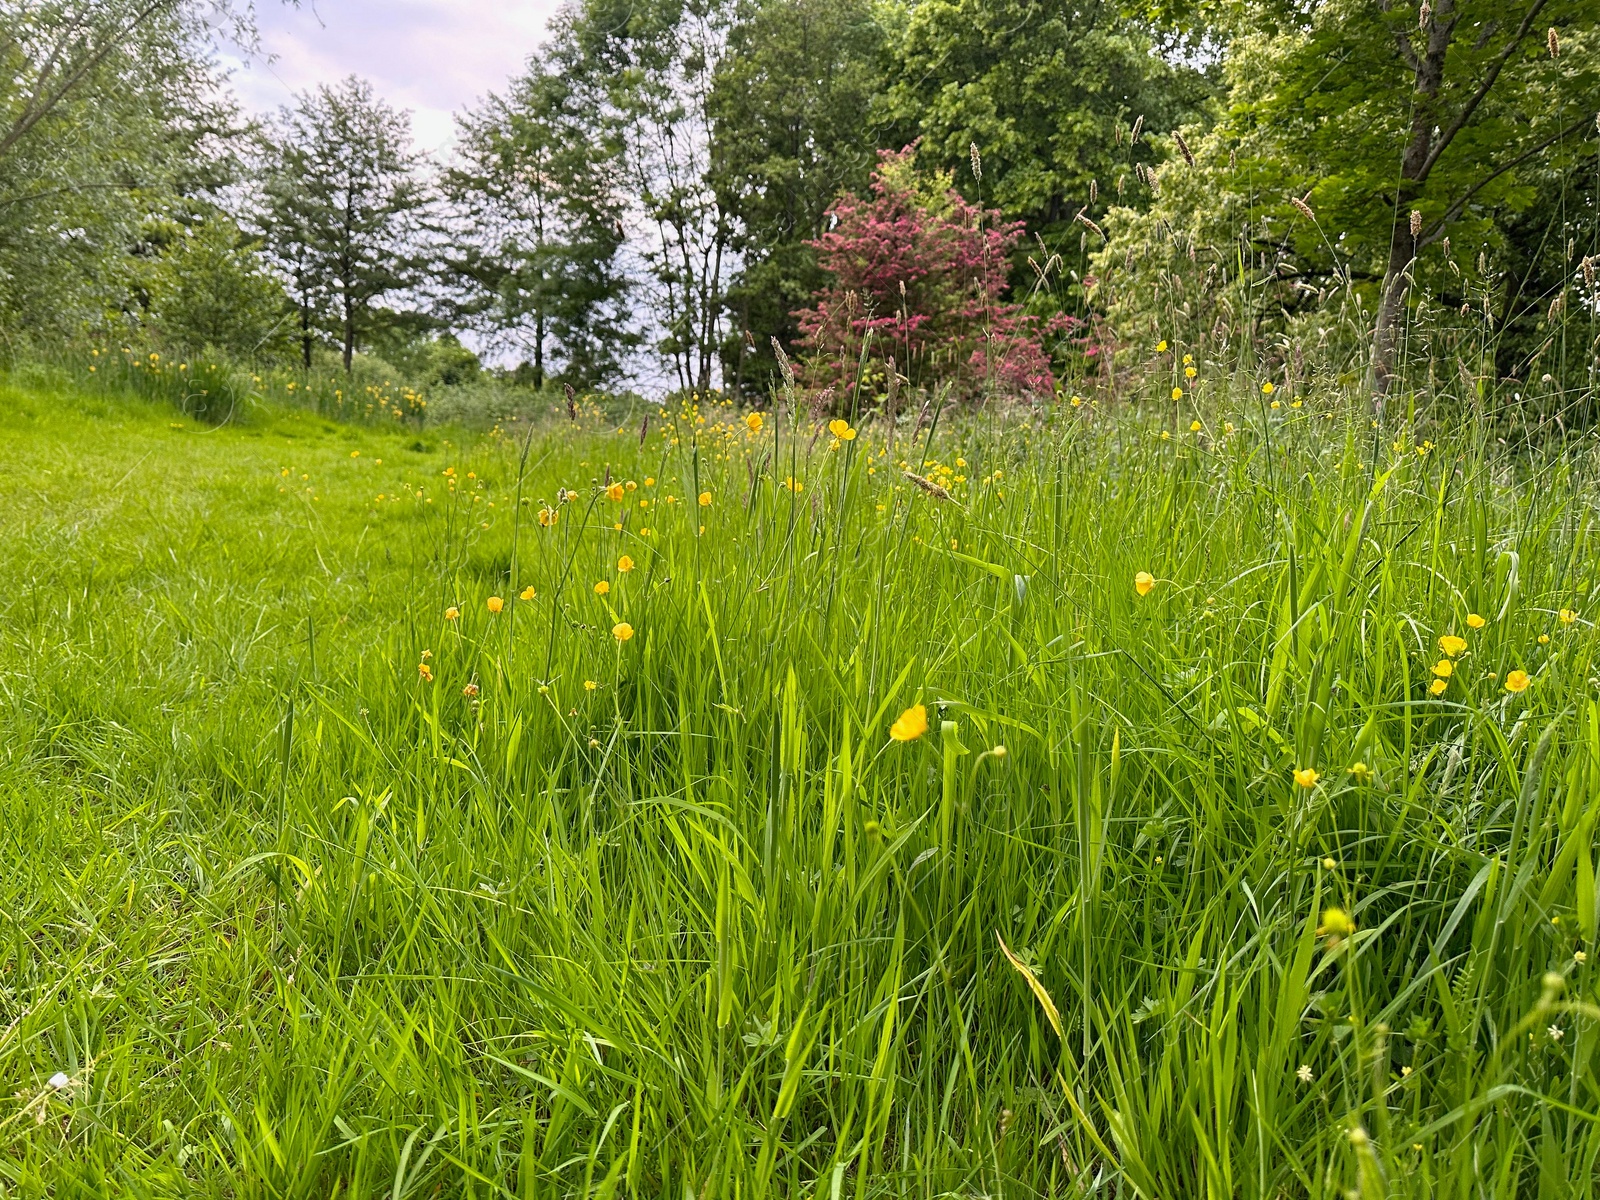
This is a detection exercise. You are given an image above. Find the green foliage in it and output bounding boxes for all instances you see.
[3,375,1600,1194]
[140,214,291,359]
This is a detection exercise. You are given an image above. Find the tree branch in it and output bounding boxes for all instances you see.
[1421,112,1597,245]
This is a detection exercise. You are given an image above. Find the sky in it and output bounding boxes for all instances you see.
[224,0,564,154]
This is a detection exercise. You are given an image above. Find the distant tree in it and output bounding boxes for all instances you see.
[794,145,1065,403]
[443,49,634,390]
[707,0,886,397]
[257,77,429,371]
[143,214,288,357]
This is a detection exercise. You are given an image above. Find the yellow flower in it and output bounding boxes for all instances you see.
[745,412,763,433]
[584,680,598,691]
[1559,608,1578,624]
[1270,399,1281,409]
[618,554,634,572]
[1429,678,1448,696]
[595,580,610,596]
[1190,420,1202,432]
[1182,353,1192,365]
[1171,387,1183,401]
[538,507,558,527]
[1539,633,1551,644]
[613,622,634,642]
[1184,365,1197,379]
[1347,762,1372,783]
[890,704,928,742]
[462,682,479,698]
[1438,634,1467,658]
[1431,659,1452,678]
[827,418,857,440]
[350,450,360,458]
[1504,669,1531,693]
[698,491,712,507]
[1294,766,1319,788]
[487,596,504,614]
[1156,340,1168,352]
[1135,571,1155,596]
[606,482,625,502]
[1319,907,1355,940]
[520,586,536,601]
[1466,612,1486,629]
[445,606,460,621]
[1261,381,1275,394]
[418,663,433,681]
[644,476,655,487]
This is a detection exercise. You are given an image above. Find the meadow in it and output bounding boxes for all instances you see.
[1,370,1598,1198]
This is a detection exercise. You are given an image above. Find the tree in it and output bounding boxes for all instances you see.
[142,214,288,357]
[257,77,428,371]
[443,48,634,390]
[794,145,1065,403]
[707,0,886,396]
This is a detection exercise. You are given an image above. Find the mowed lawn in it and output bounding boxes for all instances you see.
[1,378,1597,1198]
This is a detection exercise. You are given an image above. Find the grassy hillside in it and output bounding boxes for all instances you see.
[1,378,1597,1198]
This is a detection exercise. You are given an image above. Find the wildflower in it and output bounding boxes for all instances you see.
[1549,1025,1564,1041]
[487,596,504,614]
[1539,633,1551,644]
[606,482,625,502]
[745,412,763,433]
[445,606,460,621]
[1296,1065,1313,1083]
[538,507,558,527]
[520,586,536,601]
[595,580,610,596]
[1559,608,1578,624]
[1466,612,1487,629]
[1432,659,1453,678]
[1319,906,1356,940]
[462,682,479,698]
[698,491,712,507]
[1438,634,1467,657]
[618,555,634,572]
[613,622,634,642]
[1577,951,1588,964]
[350,450,360,458]
[1156,340,1168,352]
[1171,387,1183,401]
[1270,399,1281,409]
[1504,669,1531,693]
[1190,420,1202,432]
[827,419,857,440]
[1262,381,1275,395]
[584,680,598,691]
[644,476,655,487]
[1184,365,1197,379]
[625,480,637,491]
[1429,678,1447,696]
[1348,762,1371,783]
[1294,767,1319,788]
[418,663,433,681]
[890,703,929,742]
[1322,857,1337,870]
[1135,571,1156,596]
[48,1073,72,1090]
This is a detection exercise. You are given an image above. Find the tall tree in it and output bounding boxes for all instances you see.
[707,0,886,396]
[444,49,634,390]
[257,77,428,371]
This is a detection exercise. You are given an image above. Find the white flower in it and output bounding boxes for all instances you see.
[1549,1025,1564,1042]
[1296,1064,1314,1083]
[47,1072,71,1090]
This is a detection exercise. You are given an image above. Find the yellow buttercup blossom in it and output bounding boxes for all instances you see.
[1261,381,1275,394]
[584,680,598,691]
[1438,634,1467,658]
[1504,669,1531,693]
[745,412,763,432]
[1156,340,1168,352]
[890,704,929,742]
[1559,608,1578,624]
[538,507,558,527]
[1171,387,1183,401]
[1466,612,1486,629]
[1293,767,1319,788]
[519,586,536,601]
[606,482,625,502]
[1431,659,1452,678]
[1429,678,1447,696]
[1190,420,1202,432]
[445,606,460,621]
[827,418,857,440]
[1135,571,1155,596]
[486,596,504,614]
[699,491,712,506]
[617,555,634,572]
[594,580,610,596]
[613,622,634,642]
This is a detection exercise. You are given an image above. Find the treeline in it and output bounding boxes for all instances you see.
[2,0,1595,401]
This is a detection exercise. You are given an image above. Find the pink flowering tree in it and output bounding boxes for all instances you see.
[793,145,1073,404]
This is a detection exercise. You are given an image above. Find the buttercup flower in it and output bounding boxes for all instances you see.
[606,482,625,502]
[418,663,433,681]
[445,606,460,621]
[827,419,857,440]
[1504,669,1531,693]
[613,622,634,641]
[1261,381,1275,395]
[584,680,598,691]
[618,555,634,572]
[1429,678,1447,696]
[890,704,929,742]
[745,412,763,433]
[595,580,610,596]
[1135,571,1155,596]
[1156,340,1168,352]
[520,586,536,601]
[1171,387,1183,401]
[1294,767,1319,788]
[487,596,504,613]
[1438,634,1467,658]
[1466,612,1486,629]
[698,491,712,507]
[1559,608,1578,624]
[1431,659,1452,678]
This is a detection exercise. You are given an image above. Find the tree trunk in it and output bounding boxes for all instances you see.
[534,305,546,390]
[300,300,312,371]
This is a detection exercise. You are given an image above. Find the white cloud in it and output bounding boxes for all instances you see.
[224,0,563,153]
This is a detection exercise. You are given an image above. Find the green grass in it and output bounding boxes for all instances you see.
[0,374,1597,1198]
